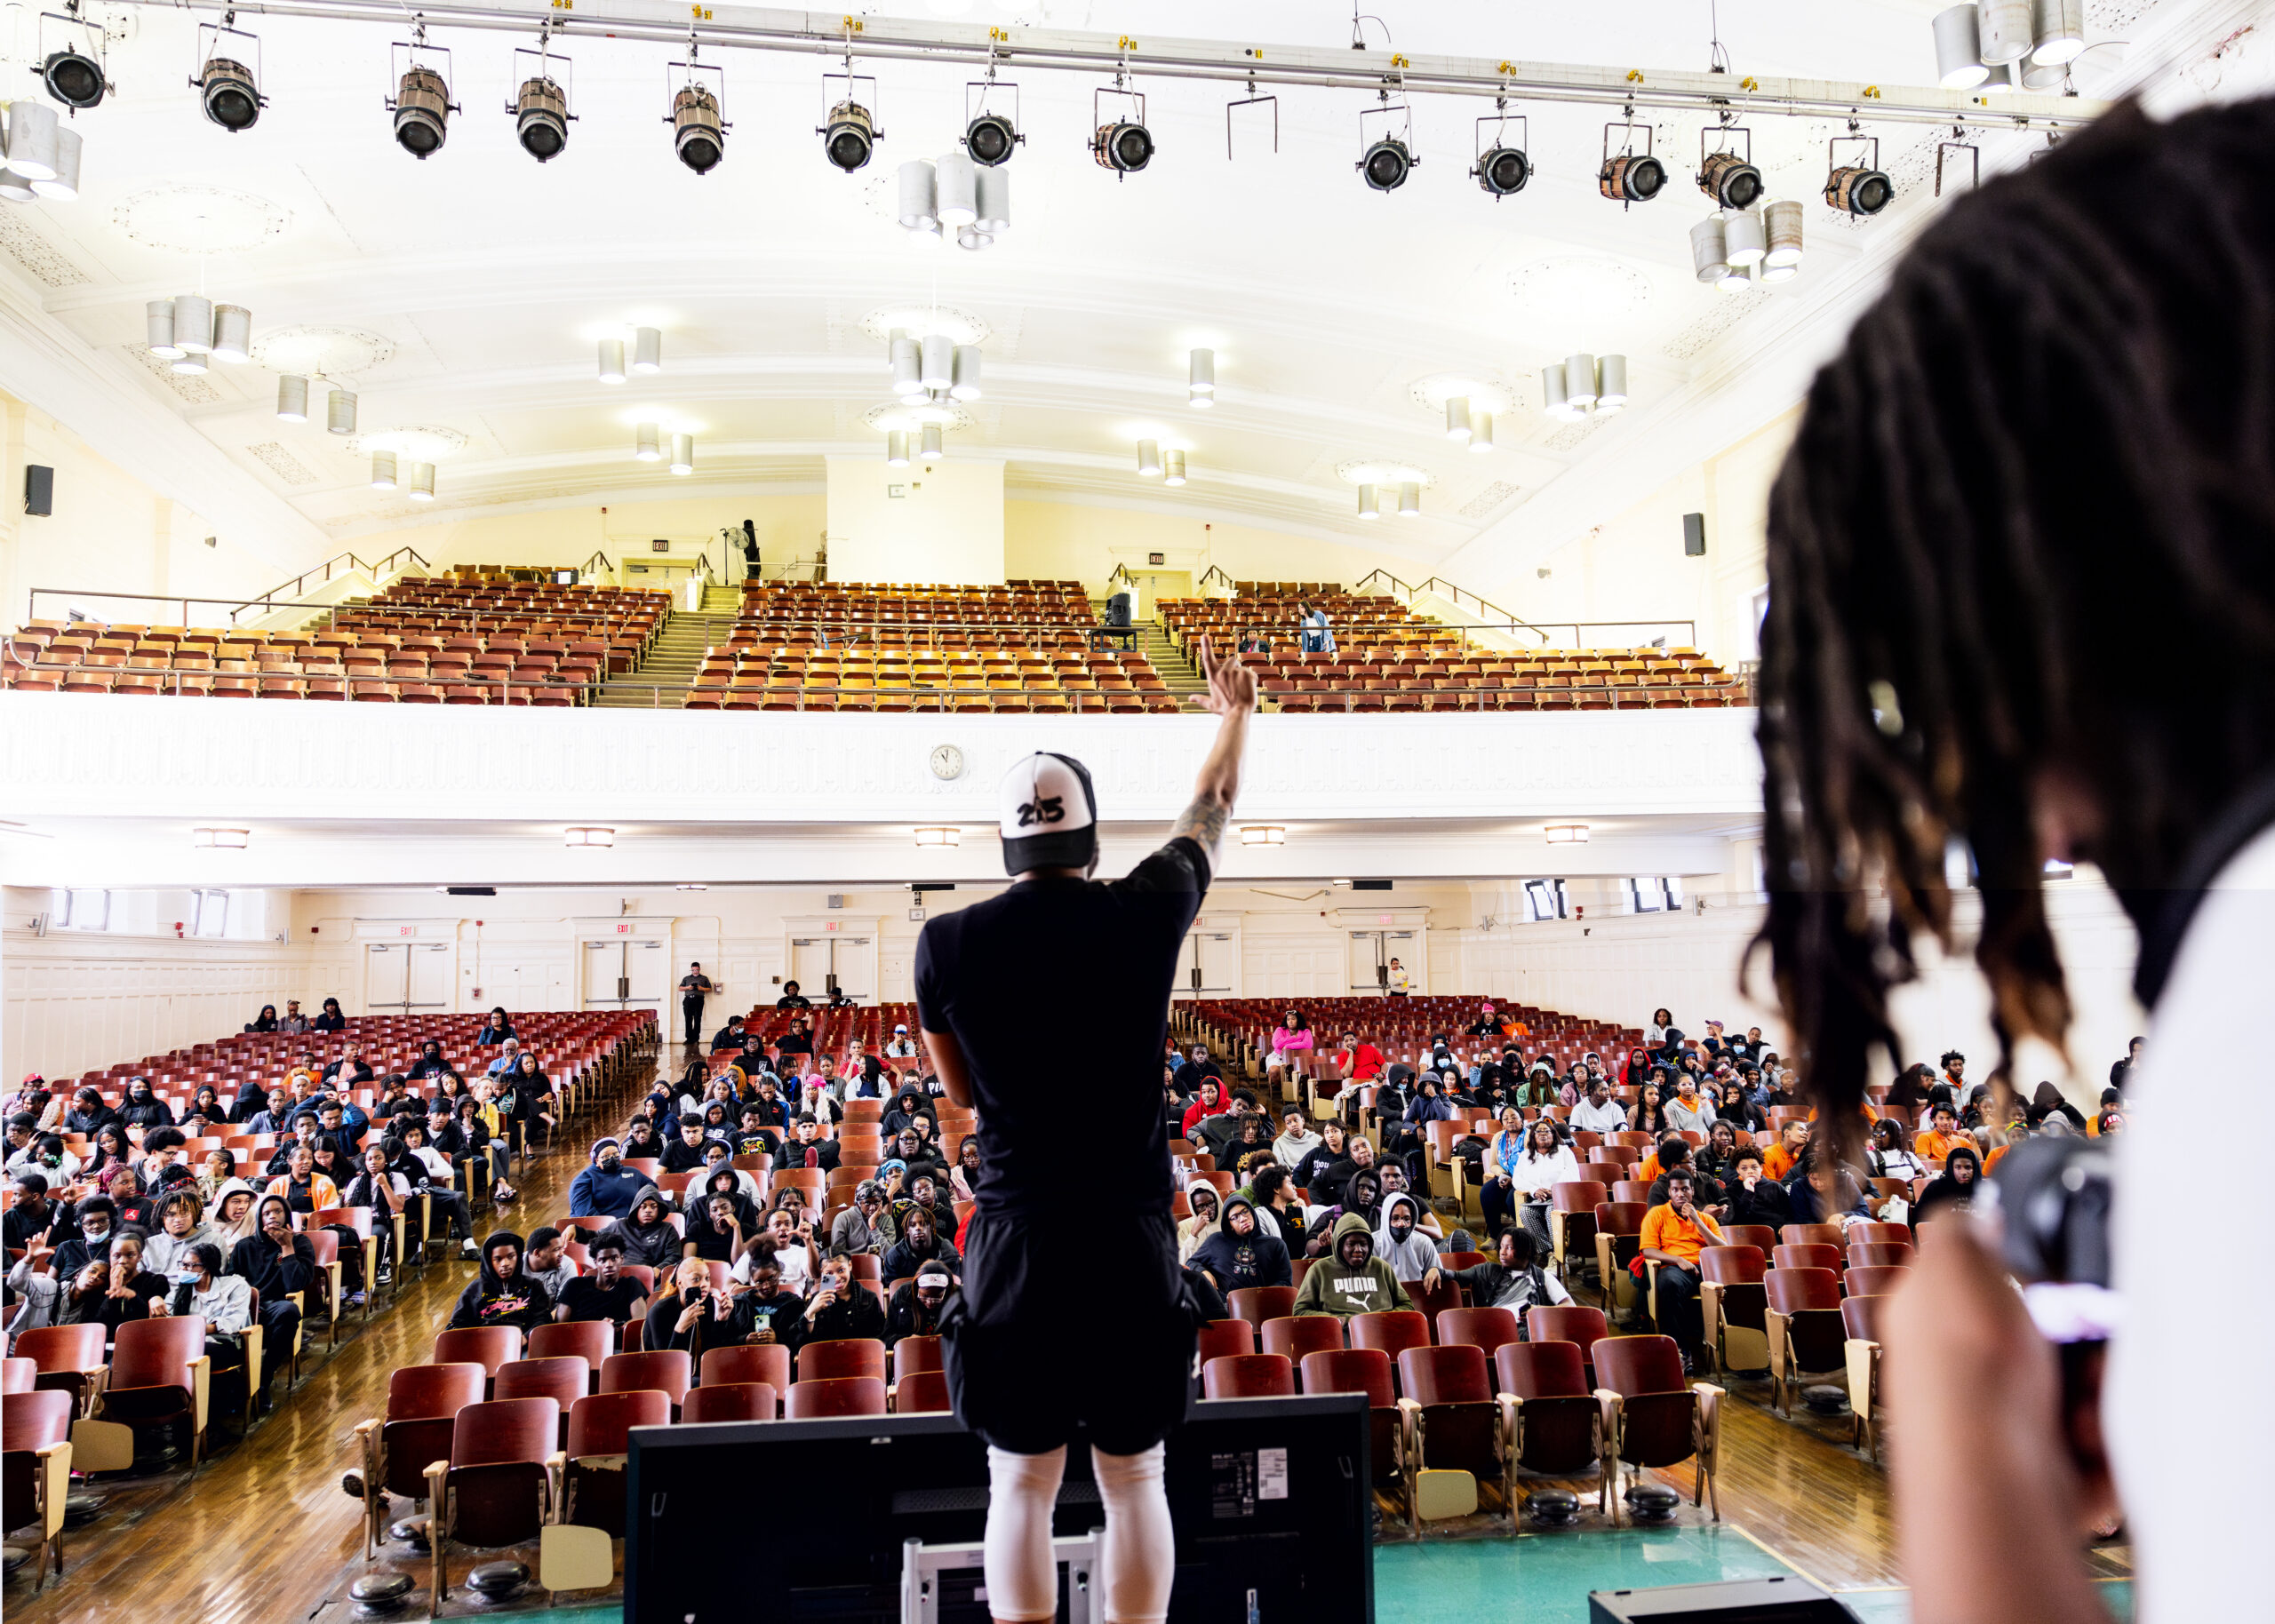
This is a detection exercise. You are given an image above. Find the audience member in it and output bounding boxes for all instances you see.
[1637,1170,1720,1366]
[1292,1213,1412,1319]
[1421,1226,1571,1318]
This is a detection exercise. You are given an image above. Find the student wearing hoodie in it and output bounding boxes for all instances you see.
[226,1194,312,1395]
[1179,1078,1229,1142]
[602,1187,682,1270]
[1175,1179,1221,1263]
[569,1136,647,1219]
[1293,1212,1414,1320]
[1273,1108,1322,1173]
[1369,1192,1439,1284]
[448,1231,555,1333]
[1186,1193,1291,1295]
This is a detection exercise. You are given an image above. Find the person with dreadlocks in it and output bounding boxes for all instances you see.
[1756,96,2275,1624]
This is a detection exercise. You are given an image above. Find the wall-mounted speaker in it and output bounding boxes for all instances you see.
[1682,511,1706,556]
[24,464,53,516]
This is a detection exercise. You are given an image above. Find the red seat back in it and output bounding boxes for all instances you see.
[893,1334,944,1382]
[1524,1305,1609,1370]
[1550,1180,1608,1214]
[1396,1344,1492,1407]
[893,1370,952,1414]
[1847,1241,1913,1270]
[1699,1246,1765,1285]
[796,1338,886,1384]
[1348,1310,1430,1362]
[527,1319,613,1378]
[700,1341,788,1403]
[109,1316,205,1393]
[1196,1319,1255,1363]
[1764,1267,1841,1314]
[1297,1348,1395,1408]
[1772,1243,1840,1274]
[1592,1333,1686,1397]
[494,1357,585,1411]
[1226,1286,1297,1327]
[566,1389,669,1454]
[387,1361,488,1421]
[1848,1221,1910,1246]
[1843,1265,1911,1299]
[784,1375,888,1418]
[1434,1306,1521,1359]
[1780,1223,1843,1248]
[599,1349,692,1405]
[1495,1340,1588,1400]
[1840,1294,1888,1341]
[435,1325,523,1375]
[3,1388,74,1450]
[15,1325,104,1379]
[1260,1316,1344,1366]
[682,1382,775,1424]
[1594,1200,1648,1235]
[1,1357,34,1396]
[1719,1224,1776,1254]
[1201,1353,1297,1399]
[450,1397,559,1467]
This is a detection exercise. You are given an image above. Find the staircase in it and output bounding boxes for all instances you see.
[1095,595,1207,704]
[591,591,738,709]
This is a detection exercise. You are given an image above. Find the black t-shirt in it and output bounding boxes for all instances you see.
[557,1274,648,1324]
[915,837,1209,1219]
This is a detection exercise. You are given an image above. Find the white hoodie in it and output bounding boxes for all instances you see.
[1371,1192,1439,1283]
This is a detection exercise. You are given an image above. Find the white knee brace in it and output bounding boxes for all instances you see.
[1091,1443,1173,1624]
[984,1444,1067,1622]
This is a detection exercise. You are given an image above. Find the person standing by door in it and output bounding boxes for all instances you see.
[677,963,714,1051]
[919,637,1257,1624]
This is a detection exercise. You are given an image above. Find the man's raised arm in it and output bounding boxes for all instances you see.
[1169,636,1258,869]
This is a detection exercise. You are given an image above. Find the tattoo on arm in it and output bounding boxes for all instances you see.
[1170,796,1228,857]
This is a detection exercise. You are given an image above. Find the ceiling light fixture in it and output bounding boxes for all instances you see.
[1977,0,2035,63]
[564,825,615,848]
[407,460,435,500]
[1357,86,1418,192]
[920,423,944,459]
[194,22,265,131]
[970,163,1009,245]
[1545,824,1590,845]
[371,451,398,490]
[1931,4,1991,87]
[950,345,982,401]
[1445,398,1473,442]
[966,103,1020,166]
[211,305,252,364]
[823,98,878,171]
[275,373,307,420]
[1825,131,1892,216]
[2032,0,2087,65]
[1470,412,1497,452]
[1137,438,1162,478]
[1724,207,1767,268]
[4,100,59,184]
[327,387,357,436]
[1092,81,1152,175]
[886,429,910,466]
[1542,354,1630,421]
[192,827,250,849]
[1188,348,1215,408]
[669,433,693,476]
[1764,200,1806,268]
[388,35,458,160]
[671,76,727,174]
[1356,483,1380,521]
[635,422,660,462]
[1599,119,1665,206]
[25,124,77,201]
[1164,450,1187,487]
[1696,125,1762,210]
[1473,104,1530,197]
[914,826,961,848]
[631,327,662,374]
[597,338,626,385]
[1240,825,1286,847]
[40,6,108,110]
[510,37,571,163]
[1396,481,1419,517]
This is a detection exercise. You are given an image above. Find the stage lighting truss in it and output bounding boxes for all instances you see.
[1598,112,1665,208]
[387,33,459,161]
[1825,128,1892,217]
[818,66,882,172]
[1696,118,1762,210]
[1091,81,1151,177]
[668,54,730,176]
[1472,101,1529,199]
[1935,127,1980,198]
[1356,89,1418,193]
[507,31,575,163]
[38,3,109,111]
[963,68,1021,166]
[191,19,266,132]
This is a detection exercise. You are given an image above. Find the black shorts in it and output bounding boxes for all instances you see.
[943,1208,1199,1457]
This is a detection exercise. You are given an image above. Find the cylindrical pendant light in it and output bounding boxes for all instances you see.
[1164,450,1186,487]
[4,99,58,181]
[920,334,953,391]
[887,429,910,466]
[2032,0,2086,63]
[1764,199,1806,268]
[148,299,182,360]
[957,227,994,251]
[891,335,922,398]
[371,451,398,490]
[934,151,978,227]
[1469,411,1496,452]
[1356,483,1380,521]
[668,433,693,475]
[30,124,80,200]
[1978,59,2020,92]
[920,423,944,459]
[597,338,626,385]
[1542,362,1570,418]
[172,352,209,377]
[407,461,435,501]
[1396,481,1420,516]
[950,345,982,401]
[1931,4,1990,87]
[1445,397,1473,442]
[1564,354,1598,408]
[632,326,662,374]
[1690,213,1731,283]
[0,170,36,203]
[898,159,937,228]
[173,294,214,355]
[1977,0,2033,62]
[975,163,1010,232]
[327,388,357,434]
[635,422,660,462]
[211,304,252,363]
[1189,348,1216,409]
[275,373,307,421]
[1137,438,1161,477]
[1724,208,1767,267]
[1596,355,1629,410]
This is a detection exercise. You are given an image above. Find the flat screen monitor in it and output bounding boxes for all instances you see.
[626,1396,1374,1624]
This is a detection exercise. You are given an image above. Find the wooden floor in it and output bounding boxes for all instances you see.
[5,1051,1917,1620]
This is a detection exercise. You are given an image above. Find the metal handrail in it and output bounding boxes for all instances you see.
[27,548,433,628]
[1106,562,1138,588]
[1198,564,1237,593]
[233,546,432,622]
[579,549,614,577]
[1156,613,1703,649]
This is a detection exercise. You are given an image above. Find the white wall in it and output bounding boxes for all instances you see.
[825,455,1006,587]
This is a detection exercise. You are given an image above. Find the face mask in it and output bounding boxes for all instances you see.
[169,1267,200,1284]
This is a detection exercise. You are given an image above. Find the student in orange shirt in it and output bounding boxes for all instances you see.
[1761,1119,1809,1183]
[1638,1170,1722,1367]
[1913,1103,1974,1164]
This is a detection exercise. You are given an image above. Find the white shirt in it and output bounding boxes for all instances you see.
[1511,1145,1579,1199]
[2108,823,2275,1622]
[736,1239,814,1293]
[1571,1097,1629,1134]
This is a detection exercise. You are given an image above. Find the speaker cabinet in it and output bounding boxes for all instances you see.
[24,464,53,516]
[1682,512,1706,557]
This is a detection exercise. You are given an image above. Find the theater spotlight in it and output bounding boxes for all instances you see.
[1599,118,1665,206]
[1359,136,1413,192]
[40,5,106,113]
[1825,131,1892,217]
[194,24,266,131]
[823,99,877,171]
[966,109,1018,165]
[1091,84,1151,175]
[669,57,729,175]
[1474,144,1529,196]
[388,40,458,160]
[1696,129,1762,210]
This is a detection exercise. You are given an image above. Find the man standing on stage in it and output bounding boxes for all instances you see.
[677,962,713,1052]
[918,638,1255,1624]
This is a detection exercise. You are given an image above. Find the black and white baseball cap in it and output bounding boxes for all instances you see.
[998,751,1098,875]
